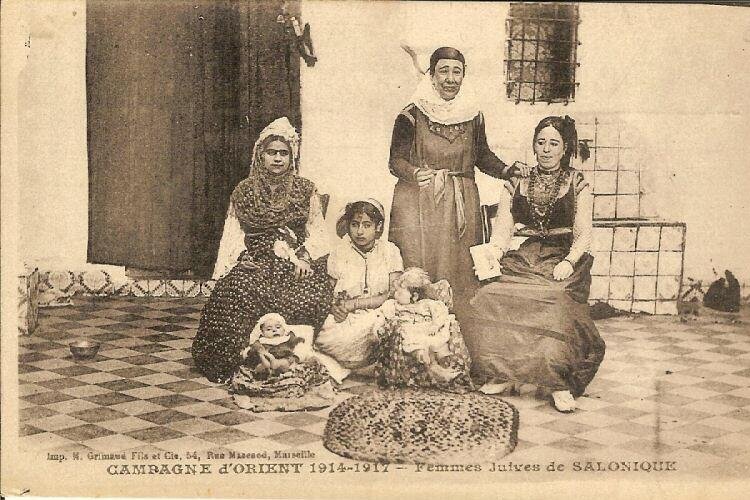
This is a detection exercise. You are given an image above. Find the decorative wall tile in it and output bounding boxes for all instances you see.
[48,270,78,295]
[148,280,167,297]
[590,251,612,276]
[130,280,149,297]
[634,252,659,275]
[616,195,639,219]
[655,301,678,315]
[658,252,683,276]
[591,227,614,251]
[113,280,132,296]
[632,300,656,315]
[594,171,617,194]
[165,280,184,297]
[183,280,201,297]
[633,276,657,300]
[589,275,610,301]
[594,147,617,170]
[593,196,616,219]
[613,227,637,251]
[610,252,635,276]
[37,271,52,293]
[660,226,684,251]
[609,276,634,300]
[636,226,661,251]
[618,171,640,195]
[657,275,681,300]
[80,269,113,295]
[201,280,216,297]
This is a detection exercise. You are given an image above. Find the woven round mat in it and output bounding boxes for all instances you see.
[323,389,518,464]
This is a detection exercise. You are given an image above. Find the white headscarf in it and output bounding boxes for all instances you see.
[410,73,480,126]
[249,117,301,175]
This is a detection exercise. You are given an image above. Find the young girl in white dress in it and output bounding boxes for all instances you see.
[315,199,404,377]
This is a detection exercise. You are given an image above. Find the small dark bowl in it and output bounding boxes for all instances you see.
[69,340,100,360]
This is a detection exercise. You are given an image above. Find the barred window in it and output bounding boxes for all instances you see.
[505,2,580,104]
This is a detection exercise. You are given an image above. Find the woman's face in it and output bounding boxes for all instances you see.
[431,59,464,101]
[262,140,291,175]
[348,212,381,252]
[533,126,565,171]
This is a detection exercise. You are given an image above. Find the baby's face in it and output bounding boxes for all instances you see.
[260,319,285,338]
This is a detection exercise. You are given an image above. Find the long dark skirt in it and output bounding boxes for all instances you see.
[462,239,605,397]
[192,254,333,383]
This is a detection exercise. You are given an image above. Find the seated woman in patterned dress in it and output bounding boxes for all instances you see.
[192,117,334,384]
[462,116,606,412]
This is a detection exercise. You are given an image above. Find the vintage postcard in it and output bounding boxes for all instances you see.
[2,1,749,499]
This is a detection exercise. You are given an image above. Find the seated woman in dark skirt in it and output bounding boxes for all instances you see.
[462,116,605,412]
[192,117,334,384]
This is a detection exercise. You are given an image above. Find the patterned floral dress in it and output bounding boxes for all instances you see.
[192,176,334,383]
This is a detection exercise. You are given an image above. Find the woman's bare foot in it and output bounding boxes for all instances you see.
[479,381,511,395]
[427,363,461,383]
[552,390,576,412]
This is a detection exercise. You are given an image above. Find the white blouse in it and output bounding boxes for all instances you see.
[327,236,404,298]
[212,189,331,280]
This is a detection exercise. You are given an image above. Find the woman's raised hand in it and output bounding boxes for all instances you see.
[553,260,574,281]
[511,161,531,177]
[294,260,314,280]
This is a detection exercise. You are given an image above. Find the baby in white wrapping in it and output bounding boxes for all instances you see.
[380,268,460,383]
[241,313,348,383]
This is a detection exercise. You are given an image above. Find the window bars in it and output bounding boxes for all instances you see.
[505,2,580,104]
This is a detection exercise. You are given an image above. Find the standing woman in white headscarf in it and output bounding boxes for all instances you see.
[193,118,333,383]
[388,46,528,311]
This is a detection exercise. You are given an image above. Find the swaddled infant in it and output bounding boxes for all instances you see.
[240,313,349,384]
[240,313,304,380]
[380,268,460,383]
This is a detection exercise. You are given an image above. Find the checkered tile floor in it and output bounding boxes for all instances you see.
[18,297,750,478]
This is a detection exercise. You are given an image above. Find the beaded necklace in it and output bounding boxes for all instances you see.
[527,167,567,236]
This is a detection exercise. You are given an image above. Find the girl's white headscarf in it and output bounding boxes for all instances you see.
[248,313,291,346]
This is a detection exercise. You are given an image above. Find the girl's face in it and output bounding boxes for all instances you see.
[262,140,291,175]
[534,126,565,171]
[348,212,381,252]
[260,319,284,338]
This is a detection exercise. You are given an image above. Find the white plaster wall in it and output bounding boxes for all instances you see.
[6,1,749,285]
[300,1,750,284]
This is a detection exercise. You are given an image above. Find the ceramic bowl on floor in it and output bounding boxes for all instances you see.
[69,340,100,360]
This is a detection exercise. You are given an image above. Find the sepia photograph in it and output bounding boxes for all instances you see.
[2,1,749,498]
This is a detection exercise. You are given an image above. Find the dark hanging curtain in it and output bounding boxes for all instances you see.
[86,0,301,278]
